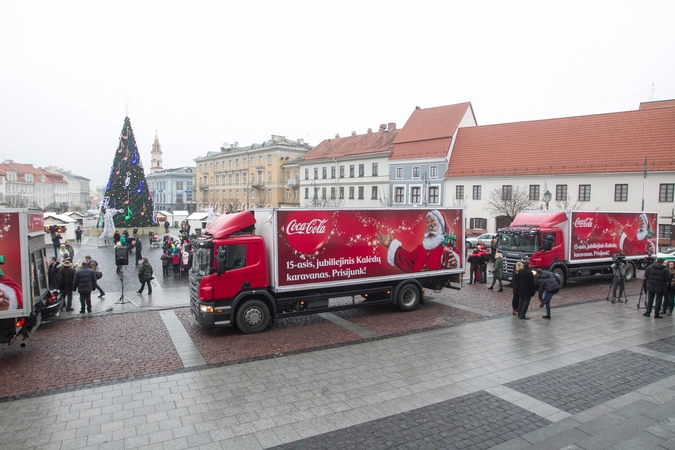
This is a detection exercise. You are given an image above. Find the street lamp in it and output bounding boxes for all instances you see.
[641,157,648,212]
[542,189,552,210]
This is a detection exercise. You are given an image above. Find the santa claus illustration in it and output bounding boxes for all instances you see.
[0,273,22,311]
[377,210,461,273]
[619,213,655,256]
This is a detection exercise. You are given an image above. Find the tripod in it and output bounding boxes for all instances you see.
[106,265,139,311]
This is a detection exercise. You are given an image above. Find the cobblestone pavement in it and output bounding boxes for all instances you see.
[1,235,674,448]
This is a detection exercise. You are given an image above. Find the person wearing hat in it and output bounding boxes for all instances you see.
[58,244,70,263]
[377,210,461,273]
[72,261,97,313]
[57,258,76,311]
[82,255,105,298]
[64,240,75,261]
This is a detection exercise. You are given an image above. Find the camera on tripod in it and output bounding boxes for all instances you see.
[612,253,626,263]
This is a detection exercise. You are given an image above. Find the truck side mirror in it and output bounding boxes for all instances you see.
[216,248,227,275]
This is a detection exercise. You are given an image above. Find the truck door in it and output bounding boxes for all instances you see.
[213,240,266,301]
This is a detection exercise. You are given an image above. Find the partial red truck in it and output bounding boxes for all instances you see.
[189,208,465,333]
[0,209,62,346]
[498,210,658,285]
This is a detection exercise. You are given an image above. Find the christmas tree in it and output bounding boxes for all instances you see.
[101,116,156,228]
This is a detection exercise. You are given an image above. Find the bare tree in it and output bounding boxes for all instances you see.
[378,183,394,207]
[451,195,467,209]
[484,185,537,223]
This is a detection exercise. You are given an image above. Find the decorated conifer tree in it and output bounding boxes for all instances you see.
[101,116,156,228]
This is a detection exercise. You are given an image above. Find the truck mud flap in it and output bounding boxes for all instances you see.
[13,314,41,348]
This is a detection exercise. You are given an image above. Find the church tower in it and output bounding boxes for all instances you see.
[150,131,163,174]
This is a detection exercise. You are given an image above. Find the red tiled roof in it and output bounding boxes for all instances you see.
[302,128,399,161]
[393,102,473,144]
[640,99,675,110]
[446,107,675,178]
[388,138,452,161]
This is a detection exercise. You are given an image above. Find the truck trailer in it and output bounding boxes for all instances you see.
[0,209,63,346]
[189,208,464,333]
[497,210,658,285]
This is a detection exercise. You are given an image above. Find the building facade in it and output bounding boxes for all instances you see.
[45,166,91,212]
[194,135,312,213]
[146,166,196,214]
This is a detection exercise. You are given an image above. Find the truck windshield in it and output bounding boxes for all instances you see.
[192,248,212,277]
[498,232,539,253]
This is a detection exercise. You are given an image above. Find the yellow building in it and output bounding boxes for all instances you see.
[194,135,312,213]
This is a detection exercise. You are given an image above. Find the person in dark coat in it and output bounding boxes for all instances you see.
[164,220,170,233]
[113,231,121,245]
[72,261,97,313]
[643,257,671,318]
[137,257,154,294]
[537,269,561,319]
[51,232,62,258]
[161,252,172,277]
[467,249,481,285]
[488,253,504,292]
[511,261,524,315]
[57,258,76,311]
[48,257,59,289]
[135,238,143,265]
[517,260,537,320]
[75,226,83,244]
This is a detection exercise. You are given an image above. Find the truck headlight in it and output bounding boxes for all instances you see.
[199,305,214,313]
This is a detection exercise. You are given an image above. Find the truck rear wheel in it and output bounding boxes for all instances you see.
[397,284,420,312]
[625,262,635,281]
[236,299,270,334]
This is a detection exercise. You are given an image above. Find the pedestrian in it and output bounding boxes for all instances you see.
[537,269,561,319]
[114,242,128,274]
[171,252,181,275]
[64,240,75,260]
[511,261,523,315]
[467,249,481,284]
[161,251,171,277]
[478,248,489,284]
[51,231,62,258]
[135,238,143,265]
[610,255,628,303]
[48,257,59,289]
[182,246,190,275]
[489,236,498,262]
[75,226,83,244]
[488,252,504,292]
[72,261,96,313]
[164,220,170,233]
[664,260,675,316]
[113,231,120,245]
[136,257,154,295]
[58,244,70,263]
[87,258,105,298]
[517,260,537,320]
[643,257,670,318]
[57,258,76,311]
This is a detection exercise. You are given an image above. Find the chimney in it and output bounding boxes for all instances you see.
[351,131,356,137]
[387,122,396,131]
[335,134,340,139]
[379,124,386,132]
[415,106,421,110]
[367,128,372,134]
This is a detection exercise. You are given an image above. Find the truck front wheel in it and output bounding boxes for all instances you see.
[236,299,270,334]
[397,284,420,312]
[551,266,566,287]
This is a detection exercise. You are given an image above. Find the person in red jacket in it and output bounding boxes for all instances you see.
[171,252,181,276]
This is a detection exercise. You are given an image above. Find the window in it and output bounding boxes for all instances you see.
[659,224,672,240]
[372,163,378,176]
[349,187,355,199]
[411,187,421,204]
[579,184,591,202]
[314,168,318,179]
[358,164,364,177]
[304,169,309,180]
[268,155,272,165]
[456,185,464,200]
[331,166,336,178]
[428,186,439,204]
[371,186,378,199]
[358,186,364,199]
[659,183,674,202]
[412,167,420,179]
[322,167,327,179]
[268,172,272,182]
[176,181,183,190]
[322,187,326,199]
[339,187,344,199]
[556,184,567,201]
[529,185,540,201]
[349,165,355,177]
[473,185,481,200]
[285,189,290,200]
[396,167,403,179]
[331,187,336,199]
[395,187,405,203]
[502,185,512,201]
[340,166,345,178]
[313,188,318,199]
[470,218,487,229]
[614,184,628,202]
[430,166,438,178]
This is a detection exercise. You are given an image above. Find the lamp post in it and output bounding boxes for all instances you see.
[641,157,648,212]
[542,189,552,210]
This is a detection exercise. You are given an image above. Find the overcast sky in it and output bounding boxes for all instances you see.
[1,1,674,189]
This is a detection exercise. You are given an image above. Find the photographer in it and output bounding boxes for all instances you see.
[610,254,627,303]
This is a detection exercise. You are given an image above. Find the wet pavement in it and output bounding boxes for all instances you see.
[2,234,674,449]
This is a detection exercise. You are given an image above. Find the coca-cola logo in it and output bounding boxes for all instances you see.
[284,211,331,254]
[573,214,595,240]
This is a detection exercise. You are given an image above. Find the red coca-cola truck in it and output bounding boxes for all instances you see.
[497,210,658,285]
[189,208,464,333]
